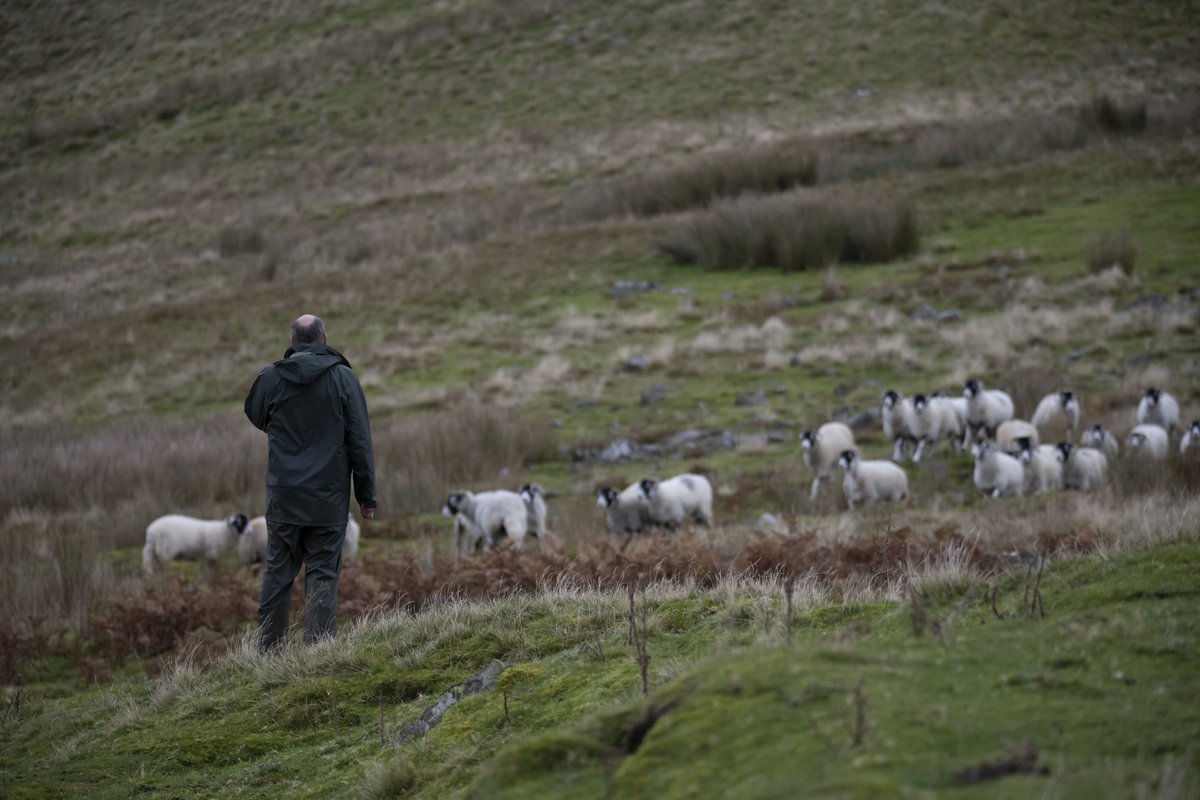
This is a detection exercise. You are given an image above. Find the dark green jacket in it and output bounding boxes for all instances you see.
[245,343,377,526]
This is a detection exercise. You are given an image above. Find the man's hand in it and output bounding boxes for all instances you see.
[360,505,376,520]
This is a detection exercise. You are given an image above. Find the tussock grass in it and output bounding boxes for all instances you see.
[659,192,918,272]
[1086,227,1137,275]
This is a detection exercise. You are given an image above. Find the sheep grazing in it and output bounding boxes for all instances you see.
[238,513,361,565]
[519,483,549,541]
[637,474,714,529]
[1081,423,1120,461]
[836,450,908,509]
[962,379,1015,447]
[995,419,1039,455]
[1031,390,1081,439]
[597,482,652,534]
[1127,424,1170,460]
[800,422,858,501]
[1055,443,1107,492]
[1182,421,1200,456]
[1015,437,1063,494]
[143,512,250,574]
[911,393,965,461]
[880,390,918,462]
[971,441,1024,498]
[443,490,529,555]
[1137,388,1180,438]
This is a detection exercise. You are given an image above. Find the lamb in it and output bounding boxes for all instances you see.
[1182,421,1200,456]
[836,450,908,509]
[238,513,362,565]
[962,379,1015,447]
[1137,388,1180,438]
[1031,390,1081,438]
[519,483,548,540]
[911,393,965,461]
[442,490,529,554]
[971,441,1024,498]
[1015,438,1063,494]
[880,390,918,462]
[597,481,652,534]
[637,474,714,529]
[143,512,250,574]
[1080,423,1120,461]
[1127,424,1170,460]
[1055,443,1107,492]
[995,419,1039,455]
[801,422,858,501]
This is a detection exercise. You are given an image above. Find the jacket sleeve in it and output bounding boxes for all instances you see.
[341,368,378,509]
[244,370,271,432]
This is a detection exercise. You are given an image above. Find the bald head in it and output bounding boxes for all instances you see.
[290,314,327,345]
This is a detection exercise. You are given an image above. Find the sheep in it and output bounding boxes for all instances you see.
[1015,438,1063,494]
[238,513,362,565]
[1182,421,1200,456]
[1031,390,1081,439]
[637,474,714,529]
[1055,443,1107,492]
[836,450,908,509]
[880,390,918,462]
[442,490,529,554]
[995,419,1039,455]
[962,379,1015,447]
[143,512,250,574]
[1137,388,1180,438]
[911,393,965,461]
[971,441,1024,498]
[597,481,652,534]
[519,483,548,541]
[1127,424,1170,460]
[801,422,858,502]
[1080,423,1120,461]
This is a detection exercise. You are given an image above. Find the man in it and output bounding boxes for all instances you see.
[245,314,377,651]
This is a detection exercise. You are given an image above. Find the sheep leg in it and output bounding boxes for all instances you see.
[810,476,823,502]
[913,439,927,462]
[891,440,903,462]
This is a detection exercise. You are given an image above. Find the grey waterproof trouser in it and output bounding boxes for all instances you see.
[258,521,345,652]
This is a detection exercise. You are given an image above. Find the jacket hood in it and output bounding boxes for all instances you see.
[275,343,352,386]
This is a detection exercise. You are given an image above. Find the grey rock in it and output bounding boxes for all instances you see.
[391,660,509,746]
[612,280,661,297]
[911,304,938,321]
[641,384,670,406]
[847,408,881,430]
[937,310,963,323]
[735,390,766,407]
[624,354,649,372]
[668,286,693,296]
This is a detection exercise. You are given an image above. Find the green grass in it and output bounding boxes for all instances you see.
[3,539,1197,798]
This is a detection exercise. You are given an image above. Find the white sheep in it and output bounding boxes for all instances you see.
[801,422,857,502]
[1127,424,1170,460]
[1055,443,1107,492]
[238,513,362,565]
[1181,421,1200,456]
[143,512,250,574]
[836,450,908,509]
[597,482,653,534]
[1137,388,1180,438]
[881,390,918,462]
[637,474,714,529]
[1031,390,1081,439]
[962,379,1015,447]
[520,483,549,541]
[995,419,1039,455]
[442,490,529,554]
[1080,423,1120,461]
[911,393,964,461]
[971,441,1024,498]
[1015,439,1063,494]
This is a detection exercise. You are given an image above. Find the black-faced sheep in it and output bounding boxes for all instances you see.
[801,422,857,501]
[597,482,652,534]
[520,483,549,541]
[143,513,250,574]
[963,379,1015,447]
[881,390,918,462]
[911,393,965,461]
[1031,390,1081,439]
[1182,421,1200,456]
[1055,443,1107,492]
[1137,388,1180,439]
[1081,423,1120,461]
[836,450,908,509]
[995,419,1039,455]
[1127,424,1170,460]
[443,490,529,554]
[1015,438,1063,494]
[637,474,714,529]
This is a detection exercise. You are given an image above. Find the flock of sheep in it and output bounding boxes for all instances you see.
[140,385,1198,572]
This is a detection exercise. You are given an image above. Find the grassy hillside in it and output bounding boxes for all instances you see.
[2,0,1200,795]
